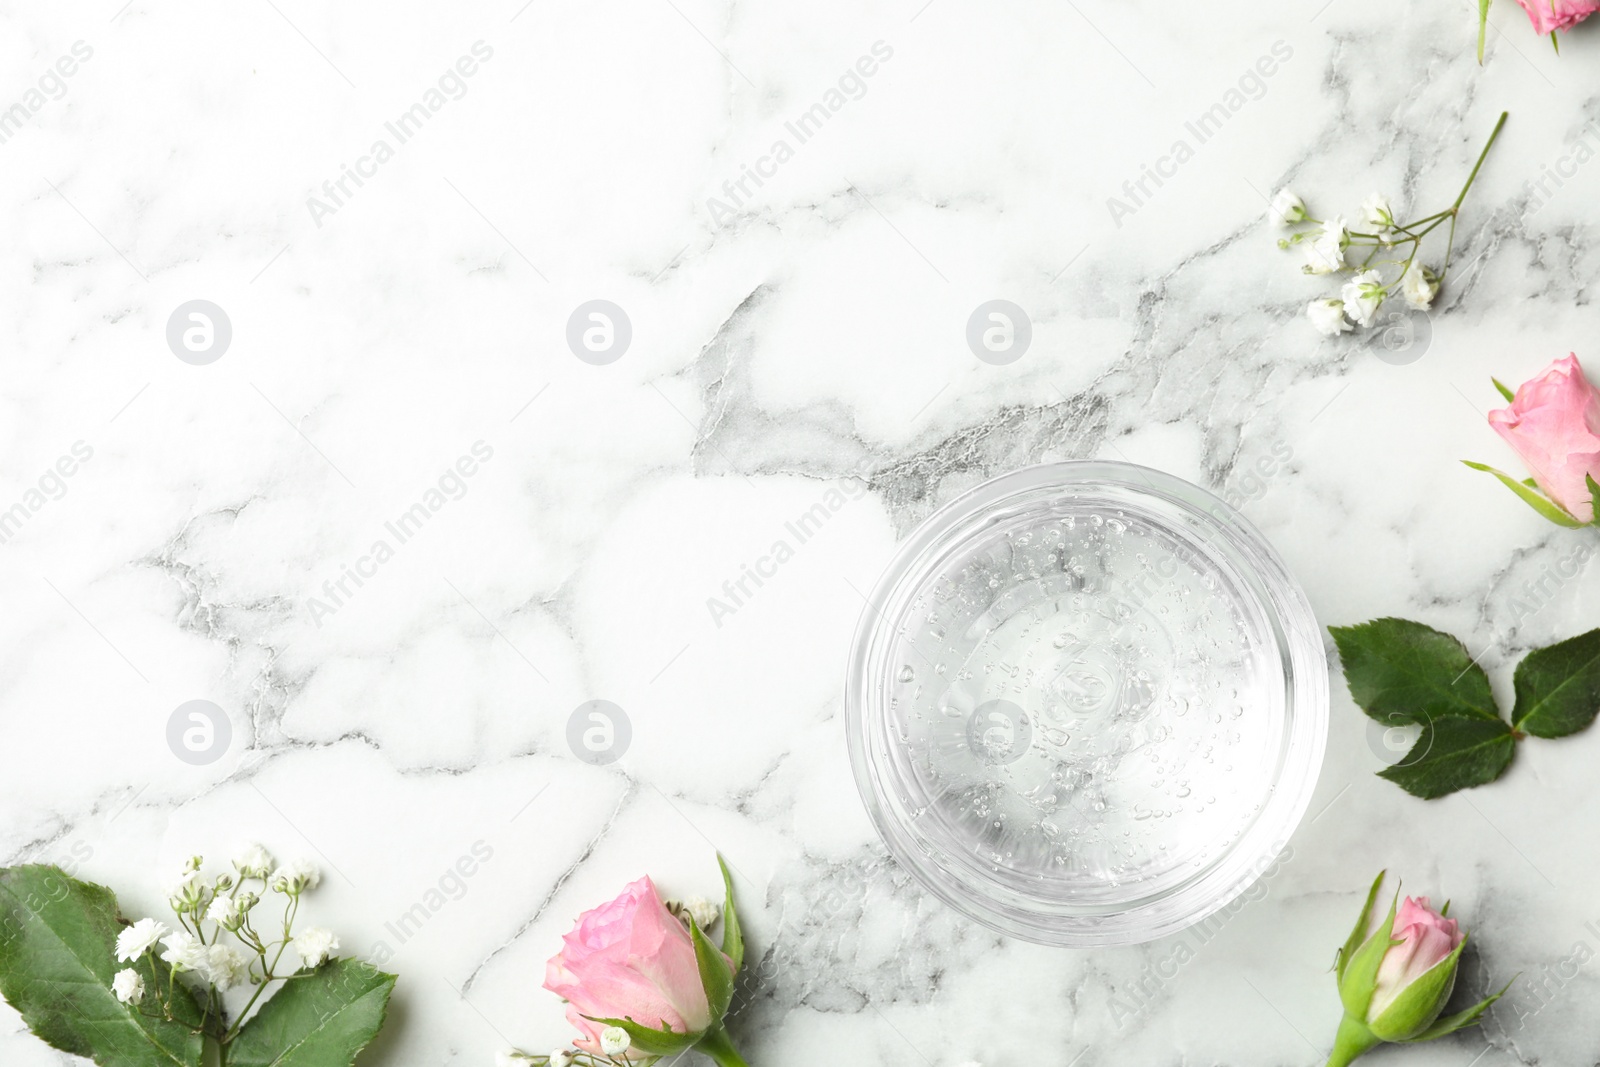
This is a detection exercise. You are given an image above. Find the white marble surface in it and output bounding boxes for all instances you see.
[5,0,1600,1063]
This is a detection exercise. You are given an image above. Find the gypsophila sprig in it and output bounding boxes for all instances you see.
[0,848,396,1067]
[1272,112,1507,338]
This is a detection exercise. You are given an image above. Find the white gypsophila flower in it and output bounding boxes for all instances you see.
[1361,193,1395,231]
[206,895,242,929]
[1402,263,1439,311]
[234,843,275,879]
[549,1052,572,1067]
[1304,216,1347,274]
[599,1027,631,1056]
[270,858,321,894]
[115,918,170,962]
[293,927,340,968]
[159,932,208,973]
[166,867,202,902]
[1340,269,1386,327]
[199,944,251,992]
[683,895,719,930]
[112,968,145,1004]
[1307,299,1353,338]
[1269,188,1307,226]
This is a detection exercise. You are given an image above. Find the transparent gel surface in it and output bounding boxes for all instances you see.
[847,463,1326,946]
[891,506,1280,899]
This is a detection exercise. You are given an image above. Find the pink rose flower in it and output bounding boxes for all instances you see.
[1512,0,1600,34]
[1367,896,1463,1019]
[543,876,713,1055]
[1489,354,1600,522]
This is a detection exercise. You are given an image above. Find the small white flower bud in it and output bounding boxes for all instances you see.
[599,1026,630,1056]
[1269,188,1307,226]
[682,895,719,930]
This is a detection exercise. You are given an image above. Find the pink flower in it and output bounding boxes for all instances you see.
[1367,896,1464,1020]
[544,877,713,1055]
[1489,354,1600,522]
[1512,0,1600,34]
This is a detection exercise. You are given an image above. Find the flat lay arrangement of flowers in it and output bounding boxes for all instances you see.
[11,0,1600,1064]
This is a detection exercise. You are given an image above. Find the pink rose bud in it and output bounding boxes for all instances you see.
[1474,354,1600,524]
[1512,0,1600,34]
[543,863,752,1067]
[543,876,713,1055]
[1324,873,1510,1067]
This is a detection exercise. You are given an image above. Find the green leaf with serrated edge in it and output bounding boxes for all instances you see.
[1398,977,1514,1043]
[583,1016,699,1056]
[228,959,395,1067]
[1330,618,1500,725]
[0,865,204,1067]
[716,855,743,975]
[1510,628,1600,738]
[1340,891,1400,1018]
[1378,716,1515,799]
[1337,871,1387,985]
[1492,377,1516,402]
[1462,462,1585,527]
[690,918,734,1023]
[1369,937,1465,1041]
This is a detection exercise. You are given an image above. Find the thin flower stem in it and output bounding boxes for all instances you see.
[1453,111,1508,212]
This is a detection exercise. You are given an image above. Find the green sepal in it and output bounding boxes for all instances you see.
[1492,377,1516,402]
[1336,872,1387,985]
[1340,890,1400,1018]
[1462,461,1584,527]
[582,1015,699,1056]
[1369,936,1467,1041]
[1588,474,1600,525]
[1399,975,1515,1043]
[716,854,743,975]
[689,916,735,1024]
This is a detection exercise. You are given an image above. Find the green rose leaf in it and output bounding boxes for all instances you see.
[1377,715,1515,799]
[0,865,203,1067]
[1511,628,1600,738]
[1330,618,1500,724]
[228,958,395,1067]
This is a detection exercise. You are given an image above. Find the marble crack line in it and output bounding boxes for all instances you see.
[460,776,639,994]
